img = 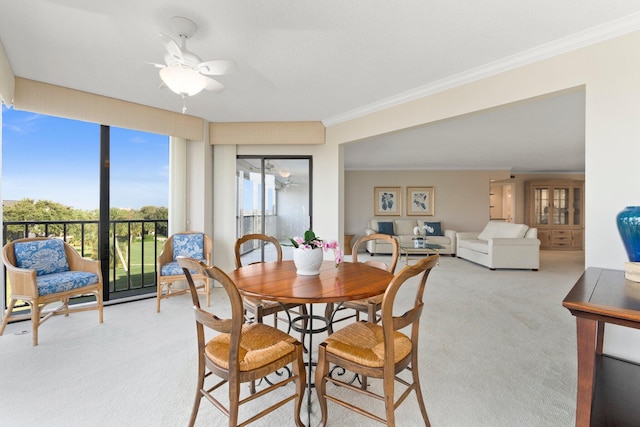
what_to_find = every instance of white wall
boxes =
[0,39,15,106]
[582,34,640,361]
[185,127,213,235]
[345,170,510,238]
[212,145,238,271]
[0,107,3,312]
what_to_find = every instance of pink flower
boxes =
[334,248,344,267]
[321,240,342,267]
[324,240,339,250]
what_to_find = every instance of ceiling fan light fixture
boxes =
[279,170,291,178]
[159,65,207,96]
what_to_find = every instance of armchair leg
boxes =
[156,282,163,313]
[98,291,104,323]
[205,278,211,307]
[30,302,40,346]
[0,298,16,336]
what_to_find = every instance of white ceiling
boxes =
[2,1,640,173]
[345,88,586,172]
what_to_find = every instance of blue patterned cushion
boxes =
[378,222,395,236]
[161,260,205,277]
[36,271,99,296]
[172,234,204,260]
[14,239,69,276]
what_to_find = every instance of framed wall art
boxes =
[374,187,402,216]
[407,186,434,216]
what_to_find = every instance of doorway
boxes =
[490,182,514,222]
[236,156,312,263]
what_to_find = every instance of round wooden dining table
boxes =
[228,259,394,304]
[228,259,394,426]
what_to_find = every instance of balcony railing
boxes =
[2,219,169,304]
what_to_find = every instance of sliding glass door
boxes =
[236,156,312,263]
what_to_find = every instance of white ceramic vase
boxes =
[293,247,323,275]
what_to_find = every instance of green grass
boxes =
[110,237,165,293]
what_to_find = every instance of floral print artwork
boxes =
[381,192,395,211]
[374,187,401,216]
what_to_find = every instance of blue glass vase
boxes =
[616,206,640,262]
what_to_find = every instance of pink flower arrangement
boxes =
[289,230,343,267]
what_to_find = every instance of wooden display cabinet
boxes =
[525,179,584,250]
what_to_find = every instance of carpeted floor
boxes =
[0,250,585,426]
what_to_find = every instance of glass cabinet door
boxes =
[533,187,549,225]
[553,187,570,225]
[573,187,582,226]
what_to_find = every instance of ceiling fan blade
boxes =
[143,61,165,69]
[198,60,238,75]
[204,76,225,93]
[158,32,183,63]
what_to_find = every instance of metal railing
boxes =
[3,219,169,303]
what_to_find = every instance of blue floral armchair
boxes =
[0,237,103,346]
[156,231,212,312]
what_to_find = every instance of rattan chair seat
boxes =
[324,321,412,368]
[205,322,298,371]
[242,296,284,311]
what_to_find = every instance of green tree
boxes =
[3,198,93,239]
[3,199,168,261]
[4,198,77,222]
[140,205,168,236]
[140,205,168,219]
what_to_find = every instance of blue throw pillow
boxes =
[423,222,443,236]
[378,221,395,236]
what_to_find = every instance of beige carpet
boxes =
[0,250,585,426]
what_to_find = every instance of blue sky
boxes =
[2,105,169,210]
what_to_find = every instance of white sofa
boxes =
[364,218,457,255]
[456,221,540,270]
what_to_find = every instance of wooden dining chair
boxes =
[156,231,212,312]
[177,257,306,427]
[325,233,399,333]
[315,254,439,427]
[234,234,307,330]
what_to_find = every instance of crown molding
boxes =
[323,12,640,127]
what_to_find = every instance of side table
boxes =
[344,234,355,255]
[562,267,640,426]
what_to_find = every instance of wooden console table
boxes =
[344,234,355,255]
[563,267,640,426]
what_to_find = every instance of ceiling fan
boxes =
[265,161,294,179]
[153,16,238,112]
[279,178,300,192]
